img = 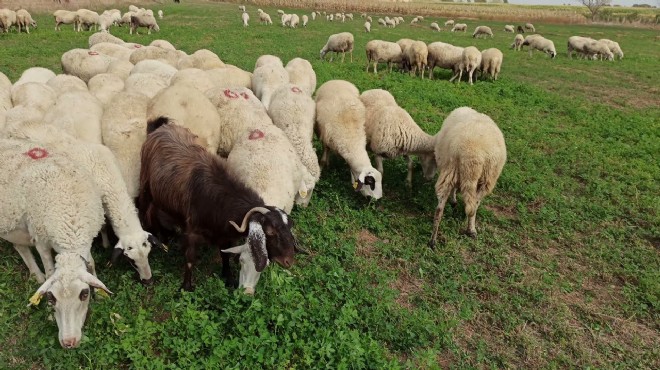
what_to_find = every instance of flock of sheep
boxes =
[0,2,627,351]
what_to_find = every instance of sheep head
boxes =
[353,168,383,200]
[110,232,164,285]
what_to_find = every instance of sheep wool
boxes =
[284,58,316,96]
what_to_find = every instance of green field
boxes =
[0,1,658,368]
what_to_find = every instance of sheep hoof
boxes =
[463,229,477,238]
[181,282,195,292]
[428,239,436,249]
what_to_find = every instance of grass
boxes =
[1,1,659,368]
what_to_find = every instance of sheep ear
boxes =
[222,244,248,254]
[298,180,308,199]
[147,233,167,252]
[110,241,124,266]
[28,274,58,306]
[247,221,269,272]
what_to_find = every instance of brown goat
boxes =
[138,117,299,291]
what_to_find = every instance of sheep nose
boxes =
[61,337,79,349]
[141,277,154,286]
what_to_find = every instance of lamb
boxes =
[451,23,467,32]
[268,83,320,205]
[450,46,482,85]
[252,63,289,109]
[425,42,463,81]
[158,10,163,19]
[138,118,299,291]
[16,9,37,34]
[473,25,493,38]
[525,23,535,32]
[364,21,371,33]
[75,9,99,32]
[242,11,249,27]
[320,32,354,63]
[61,49,117,83]
[42,91,104,144]
[147,84,222,153]
[361,94,436,188]
[599,38,623,60]
[365,40,403,74]
[583,40,614,61]
[479,48,503,81]
[428,107,506,247]
[430,22,440,32]
[511,34,525,51]
[53,10,76,31]
[88,73,124,107]
[130,13,160,34]
[178,49,225,70]
[285,58,316,96]
[523,35,557,58]
[444,19,454,27]
[406,41,428,78]
[302,14,309,27]
[315,80,383,199]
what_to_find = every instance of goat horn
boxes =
[229,207,271,233]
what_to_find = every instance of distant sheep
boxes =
[523,35,557,58]
[504,25,514,33]
[473,26,493,39]
[444,19,454,27]
[599,39,623,60]
[365,40,403,74]
[525,23,535,32]
[451,23,467,32]
[242,12,249,27]
[364,21,371,33]
[430,22,440,32]
[479,48,503,81]
[450,46,481,85]
[511,34,524,51]
[320,32,354,63]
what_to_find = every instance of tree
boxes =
[578,0,612,19]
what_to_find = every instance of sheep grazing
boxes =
[525,23,535,32]
[252,63,290,109]
[158,10,163,19]
[451,23,467,32]
[75,9,99,32]
[320,32,354,63]
[444,19,454,27]
[567,36,594,59]
[302,14,309,27]
[281,13,292,27]
[53,10,76,31]
[0,9,17,33]
[290,14,300,28]
[517,25,525,33]
[479,48,503,81]
[130,13,160,34]
[428,107,506,248]
[285,57,316,96]
[138,118,300,291]
[365,40,403,74]
[406,41,429,79]
[242,11,250,27]
[377,18,385,26]
[511,34,525,51]
[524,35,557,58]
[583,40,614,61]
[450,46,482,85]
[277,9,285,16]
[255,54,283,69]
[364,21,371,33]
[396,38,415,71]
[599,39,623,60]
[430,22,440,31]
[311,12,316,21]
[473,25,493,39]
[367,15,372,23]
[315,80,383,199]
[16,9,37,34]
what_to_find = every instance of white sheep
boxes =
[504,25,515,33]
[525,23,535,32]
[87,73,124,107]
[288,14,299,28]
[430,22,440,32]
[130,12,160,34]
[61,49,117,83]
[281,13,292,27]
[511,34,525,51]
[14,67,57,86]
[367,15,372,23]
[123,73,169,99]
[88,32,125,47]
[11,82,56,115]
[53,10,76,31]
[311,12,316,21]
[479,48,503,81]
[178,49,225,70]
[365,40,403,74]
[599,38,623,60]
[444,19,454,27]
[429,107,506,247]
[16,9,37,34]
[259,12,273,25]
[567,36,594,59]
[252,63,289,109]
[255,55,283,69]
[361,91,436,188]
[170,68,216,93]
[473,25,493,39]
[75,9,99,32]
[320,32,354,63]
[106,59,134,80]
[406,41,428,79]
[385,18,396,28]
[158,10,163,19]
[90,42,133,61]
[131,59,178,84]
[242,11,250,27]
[205,66,253,90]
[583,40,614,61]
[451,23,467,32]
[427,42,465,80]
[359,89,398,124]
[315,80,383,199]
[450,46,482,85]
[42,91,104,144]
[285,58,316,96]
[302,14,308,27]
[524,35,557,58]
[0,9,17,33]
[238,5,246,12]
[364,21,371,33]
[129,45,179,67]
[147,84,222,154]
[377,18,385,26]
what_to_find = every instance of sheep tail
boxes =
[147,116,171,134]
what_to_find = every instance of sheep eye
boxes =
[79,289,89,301]
[46,291,57,305]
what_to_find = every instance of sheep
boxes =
[302,14,309,27]
[320,32,354,63]
[315,80,383,199]
[346,13,354,21]
[120,11,135,26]
[241,11,250,27]
[123,73,169,99]
[252,63,289,109]
[406,41,428,79]
[53,10,76,31]
[42,91,104,144]
[599,39,623,60]
[158,10,163,19]
[131,60,178,84]
[130,13,160,34]
[525,23,535,32]
[129,46,180,67]
[479,48,503,81]
[255,55,283,69]
[88,32,125,47]
[178,49,225,70]
[359,89,398,122]
[451,23,467,32]
[129,5,139,13]
[367,16,372,23]
[364,21,371,33]
[138,118,299,291]
[517,25,525,33]
[268,83,320,204]
[106,60,134,80]
[511,34,525,51]
[567,36,594,59]
[98,13,116,33]
[311,12,317,21]
[524,35,557,58]
[87,73,124,107]
[281,13,292,27]
[428,107,506,247]
[170,68,216,93]
[205,66,253,90]
[0,9,17,33]
[473,25,493,39]
[239,5,246,12]
[504,25,514,33]
[386,18,396,28]
[444,19,454,27]
[450,46,482,85]
[430,22,440,32]
[61,49,117,83]
[277,9,285,16]
[14,67,56,86]
[583,40,614,61]
[378,18,385,26]
[147,84,222,154]
[16,9,37,34]
[285,58,316,96]
[75,9,99,32]
[290,14,300,28]
[10,82,56,115]
[361,93,436,188]
[365,40,403,74]
[259,11,272,25]
[91,42,133,61]
[410,17,419,24]
[100,92,148,198]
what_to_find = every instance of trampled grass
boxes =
[0,1,658,368]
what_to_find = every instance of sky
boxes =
[508,0,656,6]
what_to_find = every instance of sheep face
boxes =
[111,232,163,284]
[29,255,112,349]
[353,169,383,199]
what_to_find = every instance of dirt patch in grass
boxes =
[356,229,379,258]
[389,267,424,310]
[485,204,518,220]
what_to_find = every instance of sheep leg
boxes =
[429,181,452,249]
[406,155,414,188]
[468,68,474,85]
[375,155,384,175]
[100,224,110,248]
[462,187,480,238]
[13,244,46,283]
[35,241,55,278]
[320,144,330,168]
[449,188,458,208]
[341,51,345,63]
[365,59,370,72]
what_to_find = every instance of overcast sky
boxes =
[508,0,656,6]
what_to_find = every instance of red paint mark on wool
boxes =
[240,92,250,100]
[224,89,239,99]
[133,44,142,48]
[248,129,265,140]
[24,148,49,160]
[88,51,99,56]
[291,86,302,93]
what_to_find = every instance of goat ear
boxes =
[247,221,269,273]
[221,244,248,254]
